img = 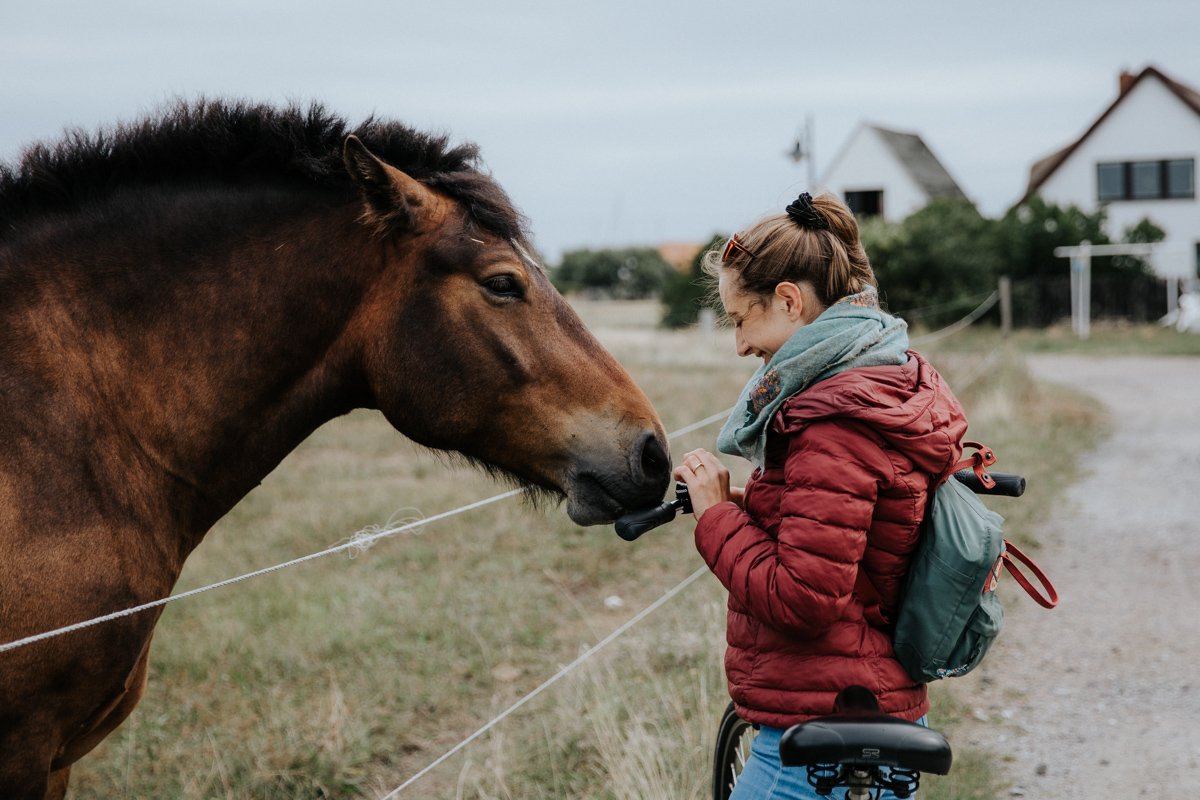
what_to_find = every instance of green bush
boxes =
[660,234,725,329]
[863,199,1001,321]
[994,195,1111,281]
[552,247,675,299]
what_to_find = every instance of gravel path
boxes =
[954,354,1200,799]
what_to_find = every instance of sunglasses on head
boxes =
[722,233,757,263]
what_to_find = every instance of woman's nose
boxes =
[734,330,751,357]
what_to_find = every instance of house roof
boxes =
[1021,65,1200,203]
[656,241,704,272]
[869,125,968,202]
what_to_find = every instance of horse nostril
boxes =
[637,431,670,485]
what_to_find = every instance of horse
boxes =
[0,100,671,799]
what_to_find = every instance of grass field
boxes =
[937,319,1200,356]
[67,300,1109,799]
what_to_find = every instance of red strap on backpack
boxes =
[998,541,1059,609]
[944,441,1059,610]
[943,440,997,489]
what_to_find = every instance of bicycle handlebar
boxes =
[615,472,1025,541]
[953,469,1025,497]
[614,482,692,541]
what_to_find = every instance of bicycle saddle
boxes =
[779,687,952,775]
[779,715,952,775]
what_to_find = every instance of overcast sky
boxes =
[3,1,1198,260]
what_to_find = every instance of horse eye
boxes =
[483,275,523,299]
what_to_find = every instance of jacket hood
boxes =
[772,351,967,476]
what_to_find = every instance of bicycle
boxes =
[615,469,1026,799]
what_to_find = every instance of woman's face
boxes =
[718,270,809,364]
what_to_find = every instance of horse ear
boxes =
[343,135,440,231]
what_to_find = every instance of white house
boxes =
[1022,65,1200,286]
[820,123,967,222]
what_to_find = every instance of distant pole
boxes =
[786,115,816,189]
[999,276,1012,337]
[805,114,816,189]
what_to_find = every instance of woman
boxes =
[676,192,968,799]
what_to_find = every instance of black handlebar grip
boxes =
[954,470,1026,497]
[614,482,692,541]
[614,500,681,541]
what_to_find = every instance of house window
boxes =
[1097,159,1195,201]
[1130,161,1162,199]
[845,190,883,218]
[1167,159,1195,198]
[1097,163,1125,201]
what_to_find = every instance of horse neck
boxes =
[28,192,382,550]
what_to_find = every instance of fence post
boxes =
[1069,241,1092,340]
[998,276,1012,337]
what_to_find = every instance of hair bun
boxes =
[785,192,829,231]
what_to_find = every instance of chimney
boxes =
[1119,69,1137,94]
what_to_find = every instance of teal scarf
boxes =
[716,286,909,466]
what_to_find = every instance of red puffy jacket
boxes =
[695,351,967,727]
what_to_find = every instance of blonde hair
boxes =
[703,192,876,309]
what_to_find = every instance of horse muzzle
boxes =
[563,429,671,526]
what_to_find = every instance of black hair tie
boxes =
[785,192,828,231]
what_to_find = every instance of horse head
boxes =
[342,136,670,524]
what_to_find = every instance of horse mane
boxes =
[0,99,527,241]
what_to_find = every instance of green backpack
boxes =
[893,442,1058,683]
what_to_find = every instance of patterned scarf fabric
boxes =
[716,286,909,466]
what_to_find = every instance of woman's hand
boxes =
[673,449,732,519]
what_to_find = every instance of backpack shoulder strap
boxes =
[940,440,997,490]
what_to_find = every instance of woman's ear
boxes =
[774,281,807,321]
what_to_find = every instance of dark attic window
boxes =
[844,190,883,218]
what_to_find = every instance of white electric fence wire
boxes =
[0,416,730,655]
[668,407,734,438]
[910,291,1000,345]
[0,491,522,655]
[376,565,709,800]
[897,289,997,321]
[954,345,1007,392]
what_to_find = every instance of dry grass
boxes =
[66,300,1105,799]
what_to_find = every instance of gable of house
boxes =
[821,123,966,221]
[1023,66,1200,202]
[1021,65,1200,280]
[872,127,968,203]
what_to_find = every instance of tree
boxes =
[994,195,1111,280]
[1112,217,1166,275]
[862,199,1000,322]
[552,247,674,299]
[660,234,724,328]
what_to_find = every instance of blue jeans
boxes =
[728,718,928,800]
